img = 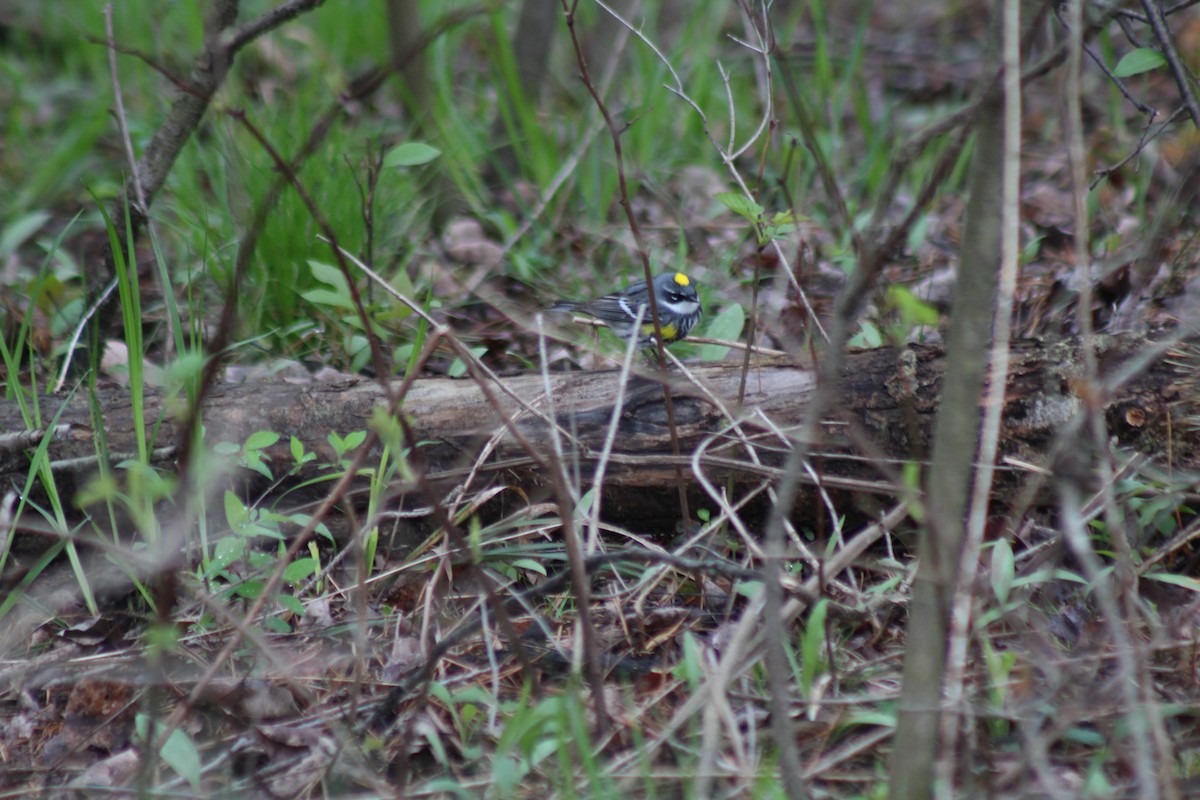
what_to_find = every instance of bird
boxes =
[549,272,702,349]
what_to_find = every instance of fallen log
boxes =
[1,334,1195,532]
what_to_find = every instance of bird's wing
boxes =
[579,294,644,323]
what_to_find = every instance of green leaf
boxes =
[849,321,883,349]
[245,430,280,450]
[886,285,940,326]
[277,593,306,616]
[384,142,442,167]
[0,209,52,257]
[694,303,745,361]
[301,288,356,311]
[233,578,265,599]
[801,599,828,695]
[223,490,248,531]
[136,715,201,790]
[159,727,202,789]
[448,347,487,378]
[764,221,796,242]
[734,579,762,597]
[714,191,762,222]
[673,631,704,688]
[263,616,291,633]
[845,710,898,728]
[206,536,244,575]
[241,451,274,480]
[1142,572,1200,593]
[163,351,206,388]
[1113,47,1166,77]
[75,472,119,507]
[283,557,318,585]
[145,621,180,652]
[428,680,453,706]
[239,522,275,542]
[990,539,1015,605]
[508,558,547,576]
[307,260,350,291]
[491,755,528,796]
[1063,726,1107,746]
[906,213,929,252]
[576,487,596,518]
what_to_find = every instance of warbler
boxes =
[550,272,702,348]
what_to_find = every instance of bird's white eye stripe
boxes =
[662,299,700,314]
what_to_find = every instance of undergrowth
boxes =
[1,2,1199,798]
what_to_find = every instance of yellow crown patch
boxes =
[673,273,690,286]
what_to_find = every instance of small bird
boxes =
[549,272,702,348]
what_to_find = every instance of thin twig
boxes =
[53,278,117,393]
[1069,1,1161,796]
[595,0,829,343]
[1141,0,1200,126]
[1115,0,1200,24]
[561,0,692,525]
[560,313,789,356]
[125,3,490,473]
[154,332,443,754]
[490,5,628,267]
[225,0,328,54]
[229,110,394,387]
[396,414,541,693]
[103,4,147,215]
[355,248,614,731]
[1091,106,1185,188]
[607,502,910,788]
[571,307,646,552]
[1052,3,1157,117]
[940,0,1023,789]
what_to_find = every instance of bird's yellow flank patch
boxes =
[673,273,690,286]
[642,322,679,340]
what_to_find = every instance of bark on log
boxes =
[1,334,1195,530]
